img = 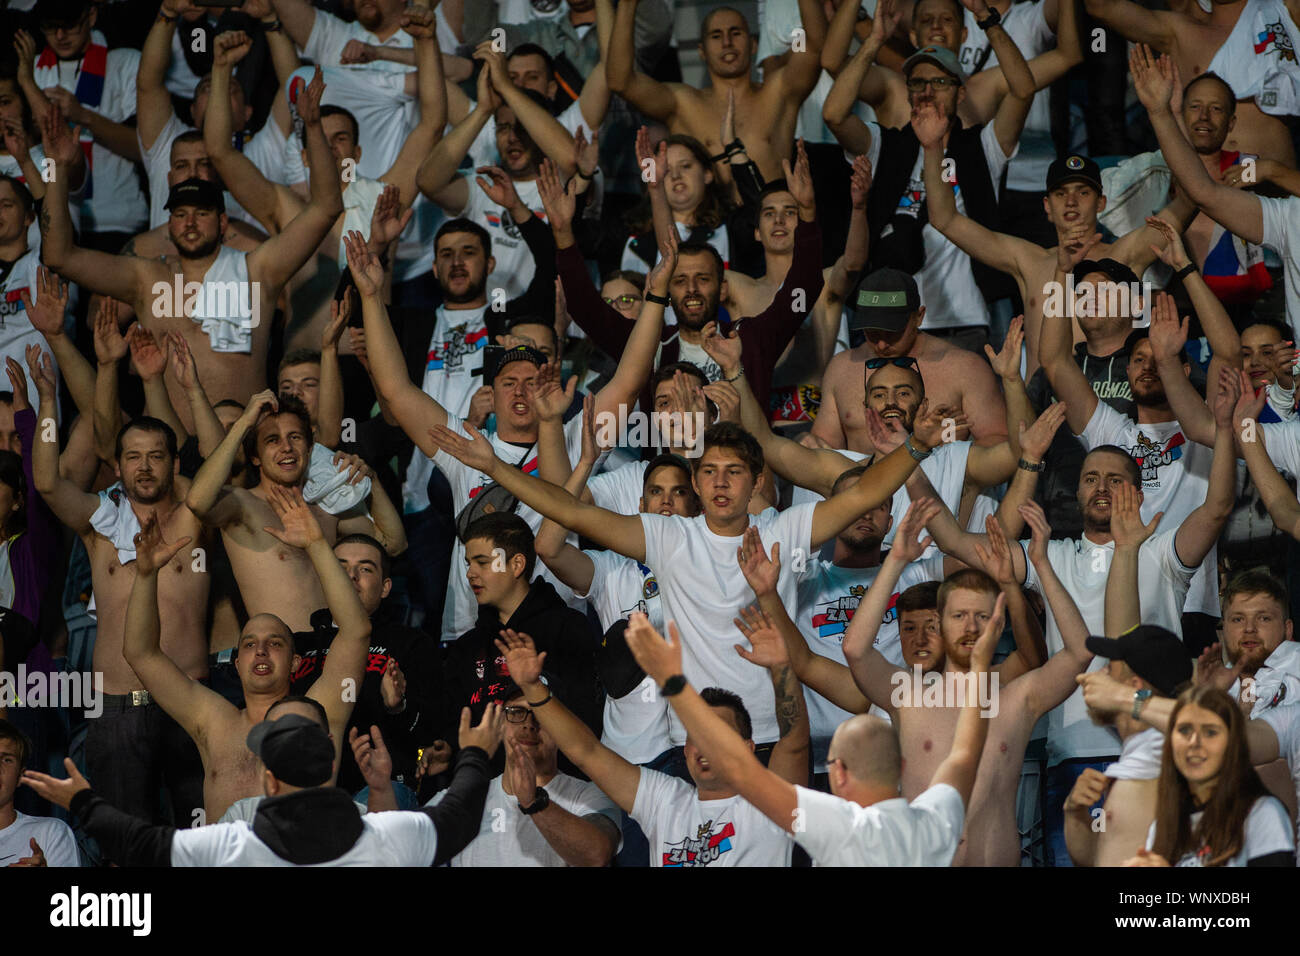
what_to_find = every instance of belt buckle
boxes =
[130,689,152,707]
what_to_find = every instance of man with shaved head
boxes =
[121,485,370,822]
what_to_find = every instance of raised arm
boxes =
[378,8,446,204]
[137,0,188,151]
[22,266,94,424]
[478,43,576,178]
[821,13,883,156]
[185,390,278,527]
[605,0,678,122]
[973,514,1045,671]
[1171,369,1238,568]
[626,614,802,834]
[734,601,811,786]
[1241,398,1300,540]
[1131,45,1263,244]
[1103,482,1163,636]
[267,487,371,745]
[497,631,642,814]
[1147,214,1241,361]
[1148,291,1216,447]
[90,303,129,463]
[593,236,672,421]
[124,515,233,741]
[415,64,494,210]
[534,405,600,595]
[246,69,344,291]
[968,0,1035,156]
[269,0,320,51]
[163,332,224,458]
[25,345,98,531]
[1039,239,1103,434]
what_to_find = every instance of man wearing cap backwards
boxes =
[346,231,667,643]
[1065,625,1191,867]
[811,266,1008,455]
[118,485,375,822]
[38,67,343,411]
[21,708,507,866]
[822,4,1035,353]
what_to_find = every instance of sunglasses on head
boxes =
[865,357,920,372]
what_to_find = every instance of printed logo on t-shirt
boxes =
[1255,22,1296,61]
[638,562,658,600]
[662,820,736,866]
[810,587,899,643]
[468,454,538,500]
[1128,430,1185,486]
[428,324,488,372]
[896,182,925,217]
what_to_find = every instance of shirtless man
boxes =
[917,105,1191,378]
[185,389,405,633]
[121,489,369,821]
[822,0,1080,133]
[204,19,440,351]
[1064,628,1190,867]
[843,499,1092,865]
[38,67,342,413]
[29,348,210,827]
[812,268,1008,452]
[1086,0,1300,164]
[606,0,826,185]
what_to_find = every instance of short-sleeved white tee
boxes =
[1259,196,1300,341]
[1021,530,1196,765]
[1259,703,1300,860]
[794,782,964,866]
[445,773,622,866]
[588,459,649,516]
[170,810,439,865]
[1079,401,1220,616]
[861,122,1014,331]
[579,547,672,764]
[641,504,816,745]
[452,176,545,301]
[0,810,80,866]
[1144,795,1294,866]
[432,411,587,642]
[632,767,792,866]
[795,555,943,771]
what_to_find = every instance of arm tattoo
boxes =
[38,204,51,236]
[772,665,801,739]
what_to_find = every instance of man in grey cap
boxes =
[21,706,507,866]
[812,266,1008,456]
[1065,625,1191,866]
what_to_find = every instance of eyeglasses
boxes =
[865,357,920,372]
[906,76,960,91]
[503,705,534,724]
[603,293,643,308]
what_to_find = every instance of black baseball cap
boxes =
[484,344,548,385]
[848,268,921,332]
[37,0,91,27]
[1046,154,1103,193]
[1070,257,1140,287]
[245,713,334,787]
[165,177,225,213]
[1085,625,1192,697]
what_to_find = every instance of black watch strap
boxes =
[977,7,1002,30]
[645,291,671,306]
[519,786,550,815]
[661,674,687,697]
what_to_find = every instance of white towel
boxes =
[89,482,142,565]
[185,245,256,354]
[1205,0,1300,117]
[1105,726,1164,781]
[302,443,372,515]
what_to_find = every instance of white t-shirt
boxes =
[1079,402,1220,616]
[1261,419,1300,487]
[632,767,792,866]
[641,504,816,745]
[140,113,287,230]
[959,1,1056,191]
[33,38,147,233]
[469,99,589,170]
[1021,530,1196,765]
[794,782,964,866]
[1259,702,1300,860]
[170,808,439,865]
[495,0,568,25]
[403,304,492,514]
[0,810,79,866]
[1144,795,1294,866]
[432,411,587,642]
[444,773,621,866]
[1259,196,1300,341]
[452,175,545,301]
[861,121,1014,331]
[795,555,944,772]
[579,547,672,765]
[0,245,61,409]
[588,459,649,516]
[217,794,368,823]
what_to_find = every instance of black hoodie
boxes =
[444,577,603,736]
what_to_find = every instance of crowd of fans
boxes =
[1,0,1300,868]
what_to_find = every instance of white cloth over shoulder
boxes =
[1104,727,1163,781]
[89,482,141,565]
[1205,0,1300,117]
[302,443,372,515]
[183,245,256,353]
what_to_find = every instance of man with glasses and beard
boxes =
[435,683,621,867]
[31,342,211,828]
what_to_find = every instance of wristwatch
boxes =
[645,291,671,306]
[661,675,687,697]
[905,435,932,461]
[1131,688,1153,719]
[1018,458,1045,473]
[976,7,1002,30]
[519,786,550,815]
